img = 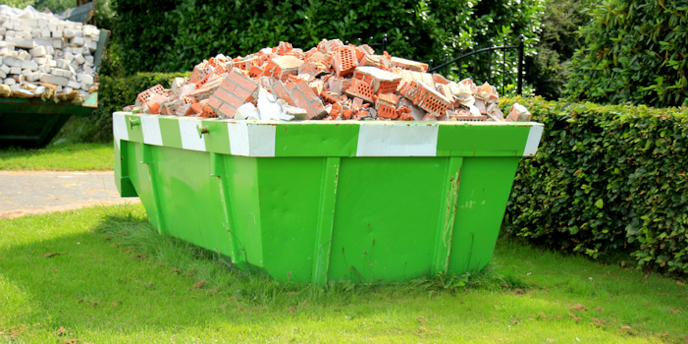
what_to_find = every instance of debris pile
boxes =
[0,5,101,102]
[129,40,531,122]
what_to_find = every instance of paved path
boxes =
[0,171,139,219]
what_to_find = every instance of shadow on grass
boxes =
[0,207,521,336]
[2,206,687,343]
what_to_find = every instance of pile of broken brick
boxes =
[129,39,532,122]
[0,5,101,103]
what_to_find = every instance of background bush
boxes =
[112,0,543,88]
[504,97,688,274]
[565,0,688,107]
[56,72,184,143]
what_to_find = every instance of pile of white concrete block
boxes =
[0,5,101,101]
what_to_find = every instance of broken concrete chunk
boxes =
[506,103,531,122]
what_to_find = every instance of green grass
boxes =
[1,205,687,343]
[0,143,114,171]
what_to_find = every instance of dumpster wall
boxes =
[114,112,543,283]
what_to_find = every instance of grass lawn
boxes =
[0,143,114,171]
[1,204,686,343]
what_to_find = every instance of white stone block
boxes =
[9,67,21,74]
[39,65,51,73]
[48,60,56,67]
[63,28,75,39]
[21,69,31,77]
[78,73,93,85]
[34,37,51,47]
[46,45,55,55]
[11,38,35,49]
[21,18,37,27]
[74,53,85,65]
[37,19,48,28]
[40,74,68,86]
[21,60,37,71]
[30,28,40,37]
[52,39,62,49]
[62,86,74,94]
[0,70,5,79]
[0,47,8,55]
[0,27,6,35]
[55,85,62,93]
[4,78,16,85]
[63,52,74,62]
[12,23,23,31]
[56,59,69,69]
[52,30,62,38]
[0,65,9,74]
[18,50,30,60]
[27,71,40,82]
[40,28,50,38]
[10,84,21,92]
[4,56,23,68]
[67,80,80,89]
[34,57,47,65]
[70,36,84,46]
[29,46,46,57]
[86,41,97,53]
[84,56,94,64]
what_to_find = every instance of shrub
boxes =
[565,0,688,107]
[504,97,688,274]
[112,0,544,87]
[69,72,185,142]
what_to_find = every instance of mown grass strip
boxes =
[0,143,114,171]
[0,204,686,343]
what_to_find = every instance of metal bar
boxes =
[429,59,434,70]
[503,37,507,95]
[357,38,362,46]
[140,144,168,235]
[517,35,524,96]
[487,39,493,84]
[473,47,478,78]
[458,48,463,81]
[382,33,388,52]
[427,45,519,73]
[312,157,341,284]
[444,53,449,76]
[210,152,242,268]
[431,157,463,275]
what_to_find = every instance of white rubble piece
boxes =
[0,4,103,101]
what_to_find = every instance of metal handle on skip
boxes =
[129,118,141,129]
[197,124,209,138]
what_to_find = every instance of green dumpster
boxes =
[114,112,543,284]
[0,29,109,149]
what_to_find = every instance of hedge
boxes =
[112,0,544,87]
[504,97,688,274]
[76,72,185,142]
[566,0,688,107]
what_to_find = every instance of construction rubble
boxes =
[0,5,100,102]
[130,40,531,122]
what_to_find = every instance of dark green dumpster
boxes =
[0,29,109,149]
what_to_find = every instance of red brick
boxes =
[219,104,236,118]
[220,79,237,93]
[208,96,223,111]
[270,82,296,107]
[227,69,259,93]
[232,86,256,103]
[333,46,357,77]
[213,88,236,105]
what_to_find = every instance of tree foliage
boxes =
[565,0,688,107]
[505,97,688,274]
[111,0,544,84]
